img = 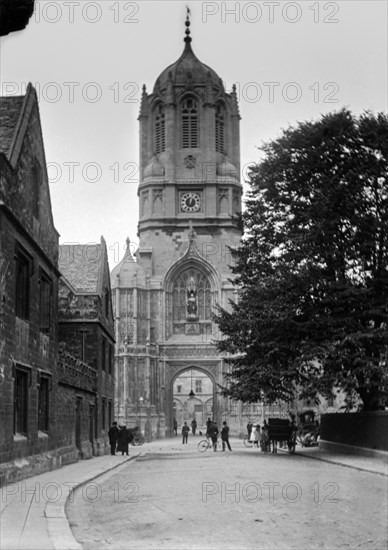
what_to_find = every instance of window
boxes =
[102,398,106,430]
[32,159,42,218]
[39,270,51,333]
[38,375,49,432]
[215,104,225,153]
[172,270,211,322]
[108,400,112,427]
[15,246,31,321]
[181,97,198,148]
[177,385,182,393]
[104,288,110,317]
[195,379,202,393]
[101,338,106,371]
[154,104,165,155]
[108,344,113,375]
[14,368,29,435]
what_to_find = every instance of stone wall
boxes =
[320,412,388,454]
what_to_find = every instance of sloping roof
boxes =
[59,243,103,294]
[0,96,24,157]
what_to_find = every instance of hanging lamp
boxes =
[189,369,195,398]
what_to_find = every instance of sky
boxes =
[1,0,387,270]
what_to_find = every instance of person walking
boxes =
[221,421,232,451]
[182,422,190,444]
[117,425,130,456]
[191,418,197,435]
[108,421,119,455]
[173,418,178,436]
[250,424,259,447]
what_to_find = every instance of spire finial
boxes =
[126,237,130,249]
[184,6,192,44]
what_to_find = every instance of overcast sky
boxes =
[1,0,387,269]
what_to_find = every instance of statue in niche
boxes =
[186,276,198,319]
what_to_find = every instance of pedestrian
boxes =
[173,418,178,436]
[117,424,130,456]
[182,422,190,444]
[221,421,232,451]
[208,421,219,451]
[108,421,119,455]
[206,417,212,437]
[247,420,253,439]
[191,418,197,435]
[250,424,259,447]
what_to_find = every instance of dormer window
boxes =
[215,104,225,154]
[181,97,198,148]
[154,104,165,155]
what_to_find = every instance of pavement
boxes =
[0,438,387,550]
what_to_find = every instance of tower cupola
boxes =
[137,10,242,241]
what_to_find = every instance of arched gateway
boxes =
[111,13,244,438]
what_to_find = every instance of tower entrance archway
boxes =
[165,363,223,437]
[172,368,213,432]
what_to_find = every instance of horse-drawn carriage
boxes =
[264,418,297,454]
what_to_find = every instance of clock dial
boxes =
[180,192,201,213]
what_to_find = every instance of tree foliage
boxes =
[214,109,388,411]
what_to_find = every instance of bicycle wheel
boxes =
[197,439,209,452]
[243,435,253,447]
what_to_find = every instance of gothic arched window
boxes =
[215,104,225,154]
[172,270,211,321]
[154,104,165,155]
[181,97,198,149]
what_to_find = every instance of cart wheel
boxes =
[197,439,209,453]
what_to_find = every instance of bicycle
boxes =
[131,432,144,446]
[197,437,219,452]
[128,427,145,446]
[243,434,253,447]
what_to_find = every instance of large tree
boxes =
[215,109,388,411]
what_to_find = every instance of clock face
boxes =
[180,192,201,213]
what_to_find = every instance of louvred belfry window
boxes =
[154,104,165,155]
[181,97,198,148]
[215,104,225,153]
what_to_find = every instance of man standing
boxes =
[108,421,119,455]
[221,421,232,451]
[182,422,190,444]
[247,420,253,439]
[208,422,219,451]
[191,418,197,435]
[206,417,212,437]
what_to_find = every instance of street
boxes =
[67,438,387,549]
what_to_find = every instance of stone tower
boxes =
[111,13,244,438]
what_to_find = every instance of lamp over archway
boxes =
[189,369,195,398]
